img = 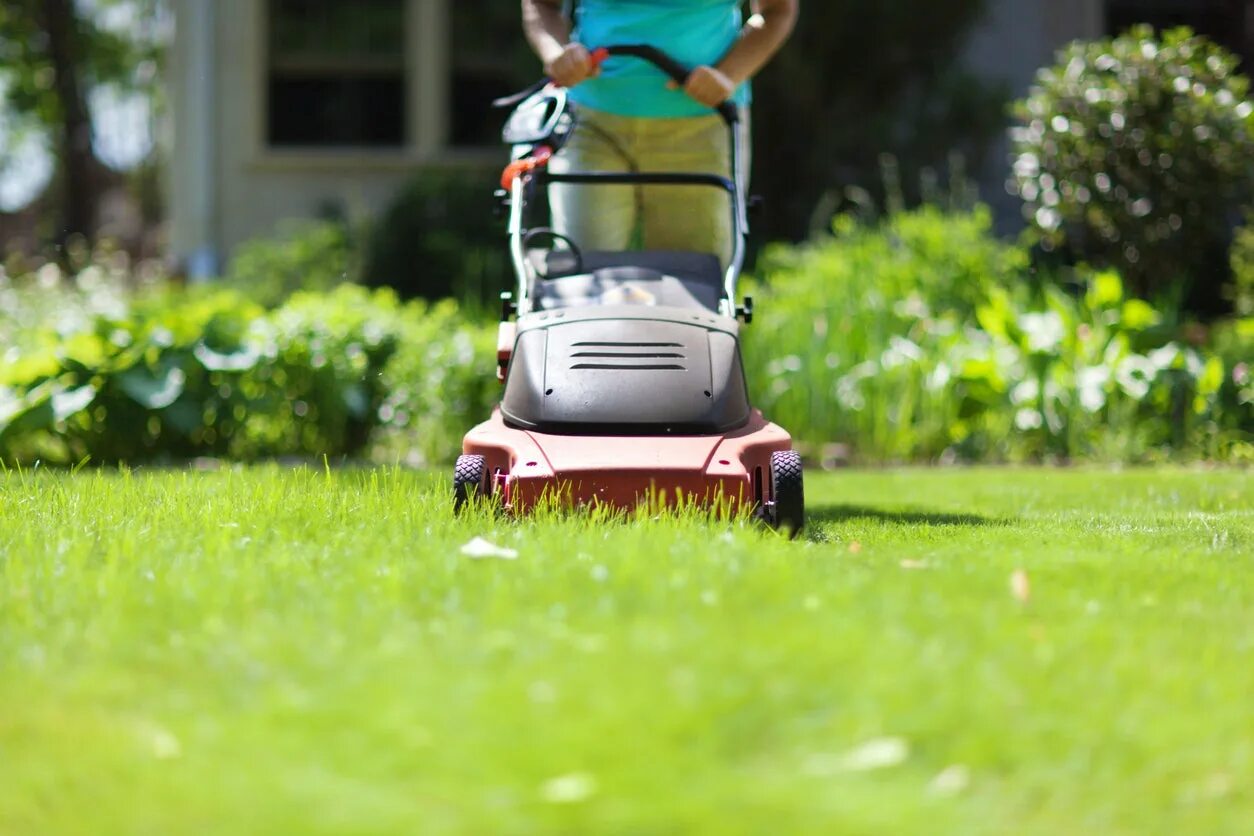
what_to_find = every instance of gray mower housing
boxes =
[500,248,752,435]
[501,305,750,435]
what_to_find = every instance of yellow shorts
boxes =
[547,105,750,267]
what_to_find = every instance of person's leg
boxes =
[636,112,738,263]
[548,107,637,253]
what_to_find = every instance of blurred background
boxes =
[1,0,1252,467]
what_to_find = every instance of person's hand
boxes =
[669,65,737,108]
[545,42,599,88]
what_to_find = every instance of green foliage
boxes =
[1011,26,1254,317]
[4,207,1249,468]
[0,266,497,466]
[372,301,498,467]
[1232,213,1254,316]
[743,206,1250,463]
[0,0,166,238]
[0,0,160,129]
[362,167,507,306]
[224,219,357,307]
[1211,317,1254,437]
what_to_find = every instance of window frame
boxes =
[252,0,462,167]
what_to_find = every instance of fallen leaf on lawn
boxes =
[1180,772,1233,803]
[460,537,518,560]
[929,764,970,796]
[900,559,929,570]
[1011,568,1031,603]
[540,772,598,803]
[803,736,910,776]
[848,541,863,554]
[137,723,182,760]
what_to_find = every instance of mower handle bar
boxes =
[596,45,741,126]
[494,44,740,127]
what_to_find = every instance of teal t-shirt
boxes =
[569,0,750,118]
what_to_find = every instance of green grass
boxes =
[1,466,1250,835]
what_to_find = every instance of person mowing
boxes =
[521,0,798,266]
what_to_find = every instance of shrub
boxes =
[0,268,497,466]
[4,215,1246,468]
[969,273,1234,461]
[1209,316,1254,457]
[1,281,270,464]
[232,286,406,458]
[224,219,358,307]
[1011,26,1254,317]
[743,206,1246,463]
[742,205,1024,459]
[371,300,499,467]
[1232,213,1254,316]
[362,167,508,306]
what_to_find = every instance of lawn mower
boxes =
[454,45,804,532]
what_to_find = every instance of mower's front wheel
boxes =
[453,454,488,513]
[768,450,805,536]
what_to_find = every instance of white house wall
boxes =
[168,0,218,275]
[169,0,455,273]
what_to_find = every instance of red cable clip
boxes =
[498,49,605,190]
[499,145,554,190]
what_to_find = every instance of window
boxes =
[267,0,406,148]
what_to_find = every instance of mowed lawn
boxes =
[0,466,1250,835]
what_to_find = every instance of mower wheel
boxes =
[769,450,805,536]
[453,454,488,512]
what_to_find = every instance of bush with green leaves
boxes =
[223,220,359,308]
[1210,316,1254,431]
[743,206,1249,463]
[363,167,508,306]
[370,299,499,466]
[1011,26,1254,317]
[0,267,497,466]
[4,209,1249,468]
[1232,213,1254,316]
[743,205,1022,460]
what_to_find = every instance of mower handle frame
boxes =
[506,44,750,319]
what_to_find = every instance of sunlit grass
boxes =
[1,465,1250,834]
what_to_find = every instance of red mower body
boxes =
[463,407,792,513]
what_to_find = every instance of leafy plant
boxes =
[1232,212,1254,316]
[362,167,507,306]
[1011,26,1254,317]
[0,268,497,466]
[4,211,1248,468]
[743,206,1248,463]
[224,219,359,307]
[371,299,498,467]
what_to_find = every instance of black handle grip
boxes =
[603,44,740,126]
[495,44,741,126]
